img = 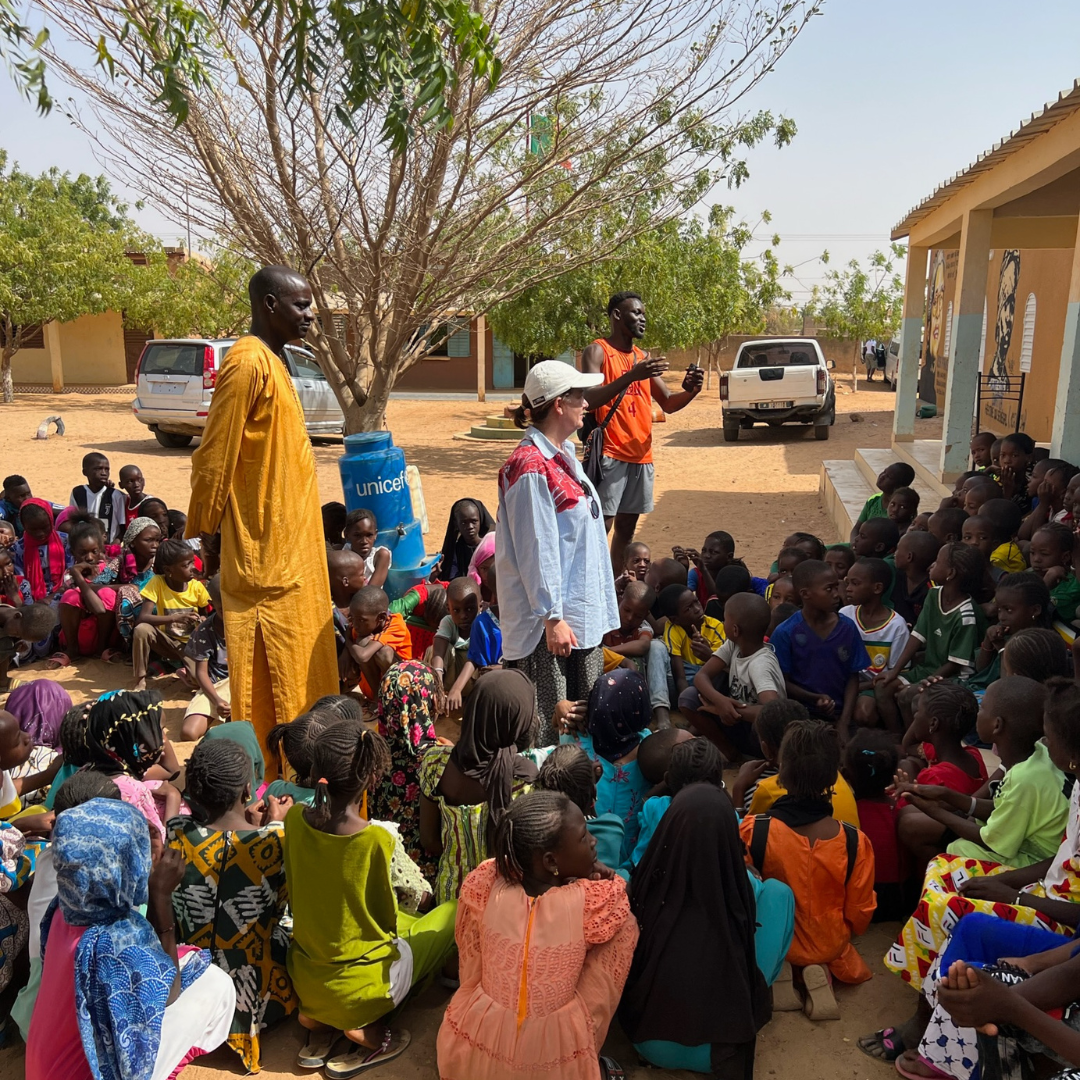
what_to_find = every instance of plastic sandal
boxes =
[599,1056,626,1080]
[857,1027,908,1063]
[802,964,840,1021]
[45,652,70,670]
[296,1029,344,1070]
[101,649,125,664]
[324,1029,411,1078]
[894,1051,951,1079]
[772,960,801,1011]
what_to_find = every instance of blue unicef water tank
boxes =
[338,431,438,599]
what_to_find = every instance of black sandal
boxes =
[857,1027,907,1063]
[599,1055,626,1079]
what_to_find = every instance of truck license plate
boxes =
[754,400,794,410]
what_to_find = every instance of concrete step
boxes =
[892,440,953,502]
[854,447,949,516]
[485,414,517,429]
[819,459,874,543]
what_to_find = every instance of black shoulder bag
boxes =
[581,384,629,488]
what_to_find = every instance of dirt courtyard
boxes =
[0,376,944,1080]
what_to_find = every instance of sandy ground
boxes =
[0,375,945,1080]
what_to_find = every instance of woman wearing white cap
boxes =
[495,360,620,744]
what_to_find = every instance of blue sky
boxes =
[2,0,1078,300]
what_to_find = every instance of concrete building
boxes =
[821,80,1080,539]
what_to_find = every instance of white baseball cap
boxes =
[523,360,603,408]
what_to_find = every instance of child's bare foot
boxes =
[132,676,147,692]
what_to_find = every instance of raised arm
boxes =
[581,344,667,410]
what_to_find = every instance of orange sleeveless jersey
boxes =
[592,339,653,465]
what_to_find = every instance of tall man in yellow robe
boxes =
[187,266,339,775]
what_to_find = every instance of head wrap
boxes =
[620,784,771,1049]
[19,498,66,601]
[467,530,497,589]
[5,678,72,749]
[42,798,209,1080]
[122,516,157,549]
[437,499,495,582]
[587,669,650,763]
[376,660,438,767]
[450,669,537,834]
[83,689,165,779]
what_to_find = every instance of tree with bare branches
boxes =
[37,0,818,430]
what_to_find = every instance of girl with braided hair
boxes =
[168,733,294,1072]
[264,710,330,805]
[284,718,458,1077]
[437,790,637,1080]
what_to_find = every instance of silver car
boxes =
[131,338,344,448]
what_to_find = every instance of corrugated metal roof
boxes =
[892,80,1080,240]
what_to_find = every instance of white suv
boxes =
[132,338,345,448]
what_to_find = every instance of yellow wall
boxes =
[10,311,127,387]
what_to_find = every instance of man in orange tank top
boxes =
[581,292,704,574]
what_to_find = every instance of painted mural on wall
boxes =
[920,249,957,406]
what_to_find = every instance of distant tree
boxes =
[488,206,788,373]
[38,0,817,429]
[812,245,906,356]
[0,153,149,401]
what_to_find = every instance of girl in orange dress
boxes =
[436,790,638,1080]
[740,719,877,1021]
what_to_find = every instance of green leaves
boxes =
[811,246,906,345]
[0,0,50,113]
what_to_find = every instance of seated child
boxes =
[118,464,152,521]
[767,601,798,638]
[909,512,932,533]
[561,669,652,863]
[852,516,900,562]
[824,545,855,591]
[658,584,725,698]
[850,462,915,542]
[878,541,986,691]
[327,547,369,644]
[929,508,968,548]
[1029,522,1080,622]
[445,565,503,709]
[436,791,638,1080]
[614,541,651,597]
[0,476,29,537]
[536,743,624,871]
[740,719,876,1018]
[769,560,870,729]
[345,584,412,700]
[265,710,330,805]
[285,720,456,1076]
[841,557,910,733]
[1004,626,1070,684]
[680,592,783,761]
[981,497,1027,574]
[894,680,987,867]
[343,508,390,588]
[680,530,734,605]
[388,580,448,660]
[767,574,797,608]
[742,699,861,827]
[961,476,1002,517]
[14,499,72,605]
[182,574,229,740]
[707,563,755,620]
[895,677,1068,871]
[887,486,920,536]
[601,580,672,729]
[0,604,57,690]
[132,539,211,692]
[643,557,687,632]
[56,520,119,661]
[431,576,481,712]
[967,572,1051,693]
[891,529,940,627]
[842,730,907,920]
[0,708,61,826]
[0,546,30,607]
[970,430,995,470]
[1019,458,1077,539]
[321,501,347,548]
[771,545,810,583]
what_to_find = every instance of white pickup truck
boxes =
[719,338,837,442]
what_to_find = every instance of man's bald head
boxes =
[248,265,308,307]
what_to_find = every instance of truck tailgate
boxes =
[729,365,819,406]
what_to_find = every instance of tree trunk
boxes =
[342,378,393,433]
[1,349,13,404]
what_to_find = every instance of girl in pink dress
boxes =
[437,790,638,1080]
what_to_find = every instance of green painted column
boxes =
[1051,235,1080,461]
[893,245,928,442]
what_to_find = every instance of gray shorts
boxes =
[598,458,654,516]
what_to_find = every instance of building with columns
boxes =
[821,80,1080,539]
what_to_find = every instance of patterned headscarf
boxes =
[377,660,438,767]
[42,798,209,1080]
[4,678,72,749]
[588,668,651,763]
[122,517,157,549]
[82,689,165,779]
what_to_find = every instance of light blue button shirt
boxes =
[496,427,619,660]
